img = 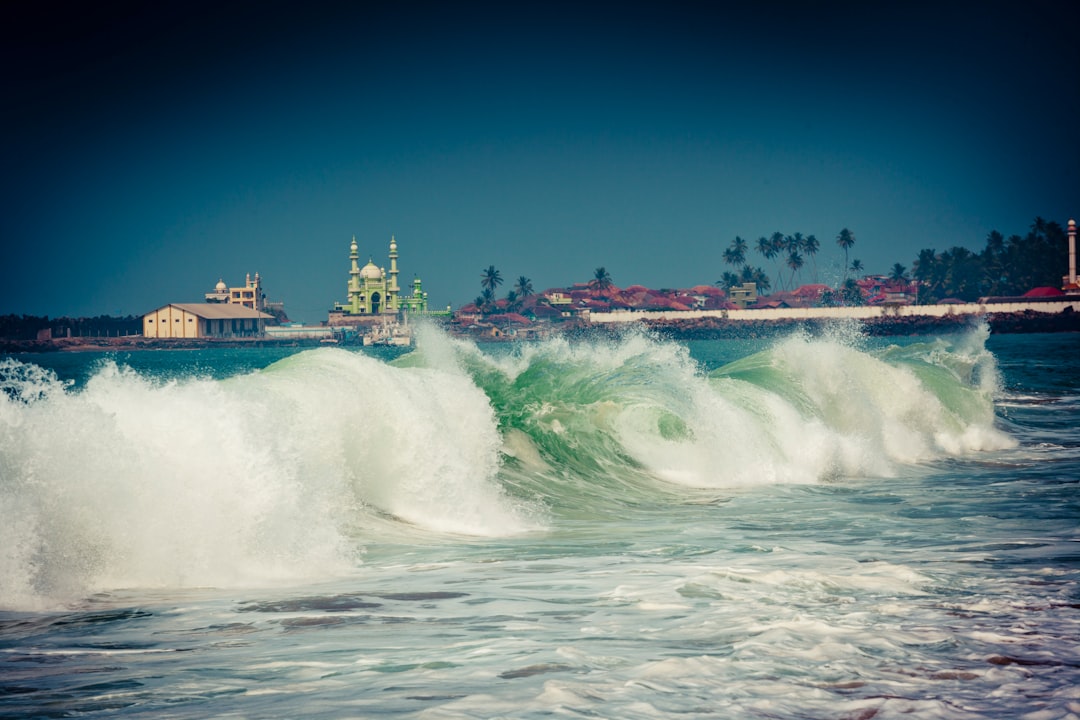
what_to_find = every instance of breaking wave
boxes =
[0,322,1013,608]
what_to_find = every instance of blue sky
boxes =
[3,1,1077,322]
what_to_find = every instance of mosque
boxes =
[329,236,430,323]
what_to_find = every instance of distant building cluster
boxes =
[136,217,1079,343]
[140,233,444,344]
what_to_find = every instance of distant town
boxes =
[3,218,1079,351]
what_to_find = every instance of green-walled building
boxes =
[332,236,429,317]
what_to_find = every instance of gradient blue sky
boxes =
[3,1,1077,322]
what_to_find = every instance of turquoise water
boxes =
[1,324,1077,718]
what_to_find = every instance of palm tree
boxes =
[837,228,856,278]
[716,271,741,292]
[505,289,519,311]
[727,236,748,267]
[481,265,503,293]
[801,234,819,281]
[475,287,495,314]
[889,263,909,285]
[756,235,775,262]
[748,266,771,293]
[841,277,863,305]
[514,275,533,299]
[591,266,614,297]
[849,258,864,277]
[739,265,772,293]
[786,251,804,289]
[770,232,787,289]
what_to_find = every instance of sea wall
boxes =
[588,299,1080,324]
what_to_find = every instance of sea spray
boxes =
[257,347,536,536]
[0,348,535,609]
[409,325,1016,500]
[0,325,1014,607]
[1,332,1076,719]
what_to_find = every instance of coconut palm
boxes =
[481,265,503,293]
[514,275,534,299]
[770,231,787,289]
[786,250,804,289]
[849,258,864,276]
[889,263,909,285]
[739,265,772,293]
[475,287,496,314]
[749,267,771,293]
[716,271,741,292]
[591,266,614,296]
[837,228,856,278]
[726,236,748,267]
[801,234,819,281]
[785,233,805,286]
[756,236,775,263]
[841,277,863,305]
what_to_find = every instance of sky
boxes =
[2,1,1078,323]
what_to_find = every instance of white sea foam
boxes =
[611,330,1015,488]
[0,349,534,609]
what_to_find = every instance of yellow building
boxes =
[143,303,273,339]
[205,272,266,311]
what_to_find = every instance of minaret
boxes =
[348,236,361,312]
[388,235,400,308]
[1068,219,1077,290]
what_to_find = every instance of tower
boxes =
[389,235,400,298]
[1068,219,1077,292]
[348,236,362,313]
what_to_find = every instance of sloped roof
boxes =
[1023,286,1065,297]
[792,284,832,297]
[488,313,532,325]
[155,303,274,320]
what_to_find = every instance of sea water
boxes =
[0,324,1077,719]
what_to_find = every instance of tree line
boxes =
[717,228,859,294]
[912,217,1069,302]
[718,218,1071,304]
[474,265,615,315]
[0,314,143,341]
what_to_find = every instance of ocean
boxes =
[1,324,1077,719]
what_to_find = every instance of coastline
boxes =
[2,308,1077,354]
[629,307,1080,341]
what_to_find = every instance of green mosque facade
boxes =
[334,236,430,316]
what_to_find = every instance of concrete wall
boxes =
[588,300,1080,324]
[265,325,334,339]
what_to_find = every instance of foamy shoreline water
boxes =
[1,328,1077,718]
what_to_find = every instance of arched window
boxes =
[371,292,381,314]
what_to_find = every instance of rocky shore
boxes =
[1,308,1077,354]
[629,307,1080,341]
[0,336,332,354]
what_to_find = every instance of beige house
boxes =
[143,303,273,339]
[205,272,266,311]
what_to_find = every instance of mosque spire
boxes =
[389,234,399,294]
